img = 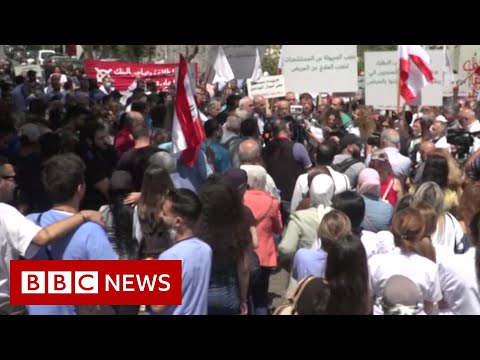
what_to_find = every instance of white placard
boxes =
[14,64,42,76]
[281,45,358,94]
[246,75,285,99]
[365,50,442,109]
[364,51,403,110]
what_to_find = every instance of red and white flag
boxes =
[171,54,205,168]
[399,45,434,102]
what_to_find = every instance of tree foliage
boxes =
[81,45,156,62]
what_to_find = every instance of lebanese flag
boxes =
[399,45,434,103]
[171,54,205,168]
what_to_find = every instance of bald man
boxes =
[238,96,254,117]
[238,138,280,199]
[460,109,480,152]
[276,100,290,119]
[285,92,297,105]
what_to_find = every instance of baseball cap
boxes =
[435,115,448,123]
[339,134,364,151]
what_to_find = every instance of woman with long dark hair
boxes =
[325,234,371,315]
[196,174,253,315]
[134,165,174,259]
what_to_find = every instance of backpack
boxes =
[273,276,322,315]
[332,157,363,173]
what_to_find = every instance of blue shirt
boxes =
[159,142,212,190]
[361,195,394,233]
[157,237,212,315]
[201,141,232,174]
[25,210,118,315]
[292,248,328,281]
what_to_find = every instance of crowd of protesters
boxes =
[2,57,480,315]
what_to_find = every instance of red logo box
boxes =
[10,260,182,305]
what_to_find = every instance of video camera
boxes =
[367,132,381,148]
[446,128,476,160]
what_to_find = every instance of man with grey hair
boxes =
[148,151,196,193]
[443,106,460,130]
[460,108,480,152]
[238,96,254,117]
[238,139,280,199]
[221,114,242,146]
[430,117,450,152]
[285,92,297,105]
[366,128,412,182]
[253,95,269,134]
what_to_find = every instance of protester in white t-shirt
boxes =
[290,140,350,212]
[369,207,442,315]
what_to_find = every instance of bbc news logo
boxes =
[10,260,182,305]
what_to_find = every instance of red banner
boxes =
[10,260,182,305]
[84,59,198,92]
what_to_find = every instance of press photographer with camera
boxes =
[448,109,480,176]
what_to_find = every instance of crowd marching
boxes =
[1,48,480,315]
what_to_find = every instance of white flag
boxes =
[212,46,235,84]
[250,47,263,83]
[442,45,455,86]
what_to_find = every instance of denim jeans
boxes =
[208,282,241,315]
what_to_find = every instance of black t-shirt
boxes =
[81,149,114,210]
[14,152,51,212]
[117,146,161,191]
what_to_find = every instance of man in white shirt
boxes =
[0,157,104,314]
[291,140,350,212]
[460,109,480,152]
[253,95,268,134]
[430,116,451,152]
[366,129,412,183]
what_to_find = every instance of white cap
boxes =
[435,115,448,123]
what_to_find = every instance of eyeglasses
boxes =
[1,175,15,182]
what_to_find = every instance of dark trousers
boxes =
[251,267,272,315]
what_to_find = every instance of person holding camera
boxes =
[460,109,480,151]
